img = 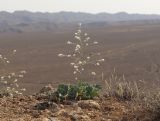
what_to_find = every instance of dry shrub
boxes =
[104,69,160,120]
[104,69,141,101]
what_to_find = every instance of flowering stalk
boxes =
[58,23,105,81]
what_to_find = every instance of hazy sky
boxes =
[0,0,160,14]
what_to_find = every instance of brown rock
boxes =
[40,84,54,93]
[54,109,68,117]
[78,100,101,110]
[42,117,49,121]
[70,113,91,121]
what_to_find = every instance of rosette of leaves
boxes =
[54,81,101,102]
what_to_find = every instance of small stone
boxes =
[34,101,59,112]
[78,100,101,110]
[106,119,112,121]
[70,113,91,121]
[63,100,74,105]
[44,109,51,114]
[35,102,50,110]
[42,117,49,121]
[40,84,54,93]
[59,104,64,108]
[72,103,78,108]
[69,111,76,116]
[76,107,82,114]
[70,113,79,121]
[69,110,91,121]
[81,115,91,120]
[48,117,60,121]
[32,110,40,118]
[55,109,68,117]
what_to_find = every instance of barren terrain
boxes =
[0,23,160,94]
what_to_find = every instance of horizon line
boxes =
[0,10,160,16]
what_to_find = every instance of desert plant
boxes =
[53,81,101,102]
[105,69,142,101]
[0,50,26,97]
[54,23,104,101]
[58,23,105,81]
[142,89,160,120]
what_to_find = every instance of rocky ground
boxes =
[0,86,154,121]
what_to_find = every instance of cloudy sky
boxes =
[0,0,160,14]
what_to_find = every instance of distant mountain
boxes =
[0,11,160,33]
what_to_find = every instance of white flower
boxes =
[87,57,90,59]
[76,45,81,48]
[15,83,19,87]
[3,81,7,84]
[93,41,98,44]
[98,59,105,62]
[67,55,71,57]
[18,75,24,78]
[75,36,80,40]
[77,30,81,33]
[13,50,17,53]
[10,94,13,97]
[7,87,10,90]
[100,59,105,62]
[20,70,27,74]
[58,54,64,57]
[21,88,26,91]
[70,63,75,66]
[74,65,78,69]
[86,43,89,46]
[15,91,19,94]
[67,41,72,44]
[75,48,78,52]
[82,68,84,71]
[96,62,100,66]
[84,33,88,36]
[1,76,4,80]
[78,61,82,64]
[91,72,96,76]
[13,79,18,83]
[11,73,16,76]
[73,71,77,74]
[6,61,10,63]
[8,75,11,79]
[86,37,90,40]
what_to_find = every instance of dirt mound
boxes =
[0,94,151,121]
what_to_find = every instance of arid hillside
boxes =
[0,23,160,94]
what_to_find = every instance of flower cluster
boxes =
[0,54,10,64]
[0,50,26,97]
[58,23,105,81]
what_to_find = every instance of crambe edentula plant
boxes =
[58,23,105,81]
[0,50,26,97]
